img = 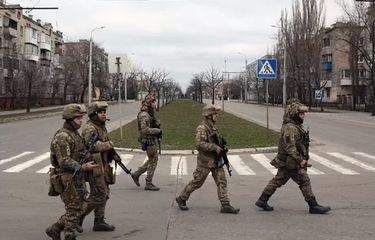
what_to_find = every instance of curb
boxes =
[114,146,279,155]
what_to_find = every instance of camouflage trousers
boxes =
[179,165,230,205]
[83,174,110,219]
[136,145,158,183]
[55,174,86,239]
[263,167,315,201]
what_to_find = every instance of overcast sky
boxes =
[13,0,352,91]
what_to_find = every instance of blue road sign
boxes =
[257,59,277,79]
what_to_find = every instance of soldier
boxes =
[79,101,116,232]
[46,104,97,240]
[175,105,240,214]
[131,94,162,191]
[255,102,331,214]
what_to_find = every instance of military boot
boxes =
[45,223,63,240]
[93,217,115,231]
[255,192,274,211]
[130,171,141,187]
[307,197,331,214]
[176,196,189,211]
[144,182,160,191]
[220,203,240,214]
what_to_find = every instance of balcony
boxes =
[40,51,51,60]
[3,27,18,38]
[340,78,352,86]
[321,80,332,88]
[24,54,39,62]
[40,42,51,51]
[322,62,332,71]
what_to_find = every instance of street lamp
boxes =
[271,25,287,106]
[88,26,105,104]
[237,52,248,102]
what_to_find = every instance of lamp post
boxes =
[272,25,287,106]
[88,26,105,104]
[237,52,248,102]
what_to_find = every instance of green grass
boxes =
[109,100,279,150]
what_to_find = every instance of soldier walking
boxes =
[131,94,162,191]
[255,102,331,214]
[175,105,239,214]
[78,102,116,232]
[46,104,97,240]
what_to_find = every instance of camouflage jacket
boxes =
[277,117,307,169]
[82,120,113,176]
[137,108,161,146]
[50,122,84,172]
[195,119,220,169]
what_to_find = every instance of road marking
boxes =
[353,152,375,161]
[310,153,358,175]
[251,154,277,175]
[0,152,34,166]
[36,164,52,174]
[327,152,375,172]
[307,167,324,175]
[171,156,187,176]
[228,155,255,175]
[3,152,50,173]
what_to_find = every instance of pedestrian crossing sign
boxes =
[257,59,277,79]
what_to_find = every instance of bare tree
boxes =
[204,66,223,104]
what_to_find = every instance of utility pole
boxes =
[115,57,123,139]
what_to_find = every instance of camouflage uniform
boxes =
[175,105,239,214]
[46,104,88,240]
[80,101,115,231]
[131,94,161,191]
[255,102,331,214]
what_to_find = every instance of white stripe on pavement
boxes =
[228,155,255,175]
[327,152,375,172]
[0,152,34,166]
[310,153,358,175]
[36,164,52,174]
[308,167,324,175]
[3,152,50,173]
[251,154,277,175]
[171,156,187,176]
[353,152,375,161]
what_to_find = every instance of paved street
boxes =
[0,101,374,240]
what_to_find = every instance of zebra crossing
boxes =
[1,150,375,176]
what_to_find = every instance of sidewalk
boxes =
[0,105,64,116]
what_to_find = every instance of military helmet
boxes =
[202,104,221,117]
[286,98,300,106]
[62,104,87,120]
[142,94,156,107]
[88,101,108,116]
[287,102,308,116]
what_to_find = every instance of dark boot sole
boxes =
[255,201,274,211]
[45,227,61,240]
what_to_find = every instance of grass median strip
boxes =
[109,100,279,150]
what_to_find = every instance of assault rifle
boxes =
[108,148,140,186]
[209,133,232,176]
[72,132,98,179]
[301,127,310,160]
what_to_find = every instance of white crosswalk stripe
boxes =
[309,153,358,175]
[251,154,277,175]
[36,164,52,174]
[228,155,255,175]
[0,151,34,166]
[353,152,375,161]
[171,156,187,176]
[327,152,375,172]
[308,167,324,175]
[3,152,50,173]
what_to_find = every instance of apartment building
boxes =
[0,1,63,108]
[321,22,368,110]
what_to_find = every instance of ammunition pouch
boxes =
[270,157,285,168]
[139,138,152,151]
[286,157,298,170]
[48,167,63,196]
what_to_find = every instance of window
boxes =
[341,69,351,78]
[323,54,332,63]
[359,69,366,78]
[358,53,364,63]
[20,26,23,37]
[323,37,330,47]
[359,37,364,46]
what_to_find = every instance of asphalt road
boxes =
[0,100,374,240]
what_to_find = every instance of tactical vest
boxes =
[50,127,85,169]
